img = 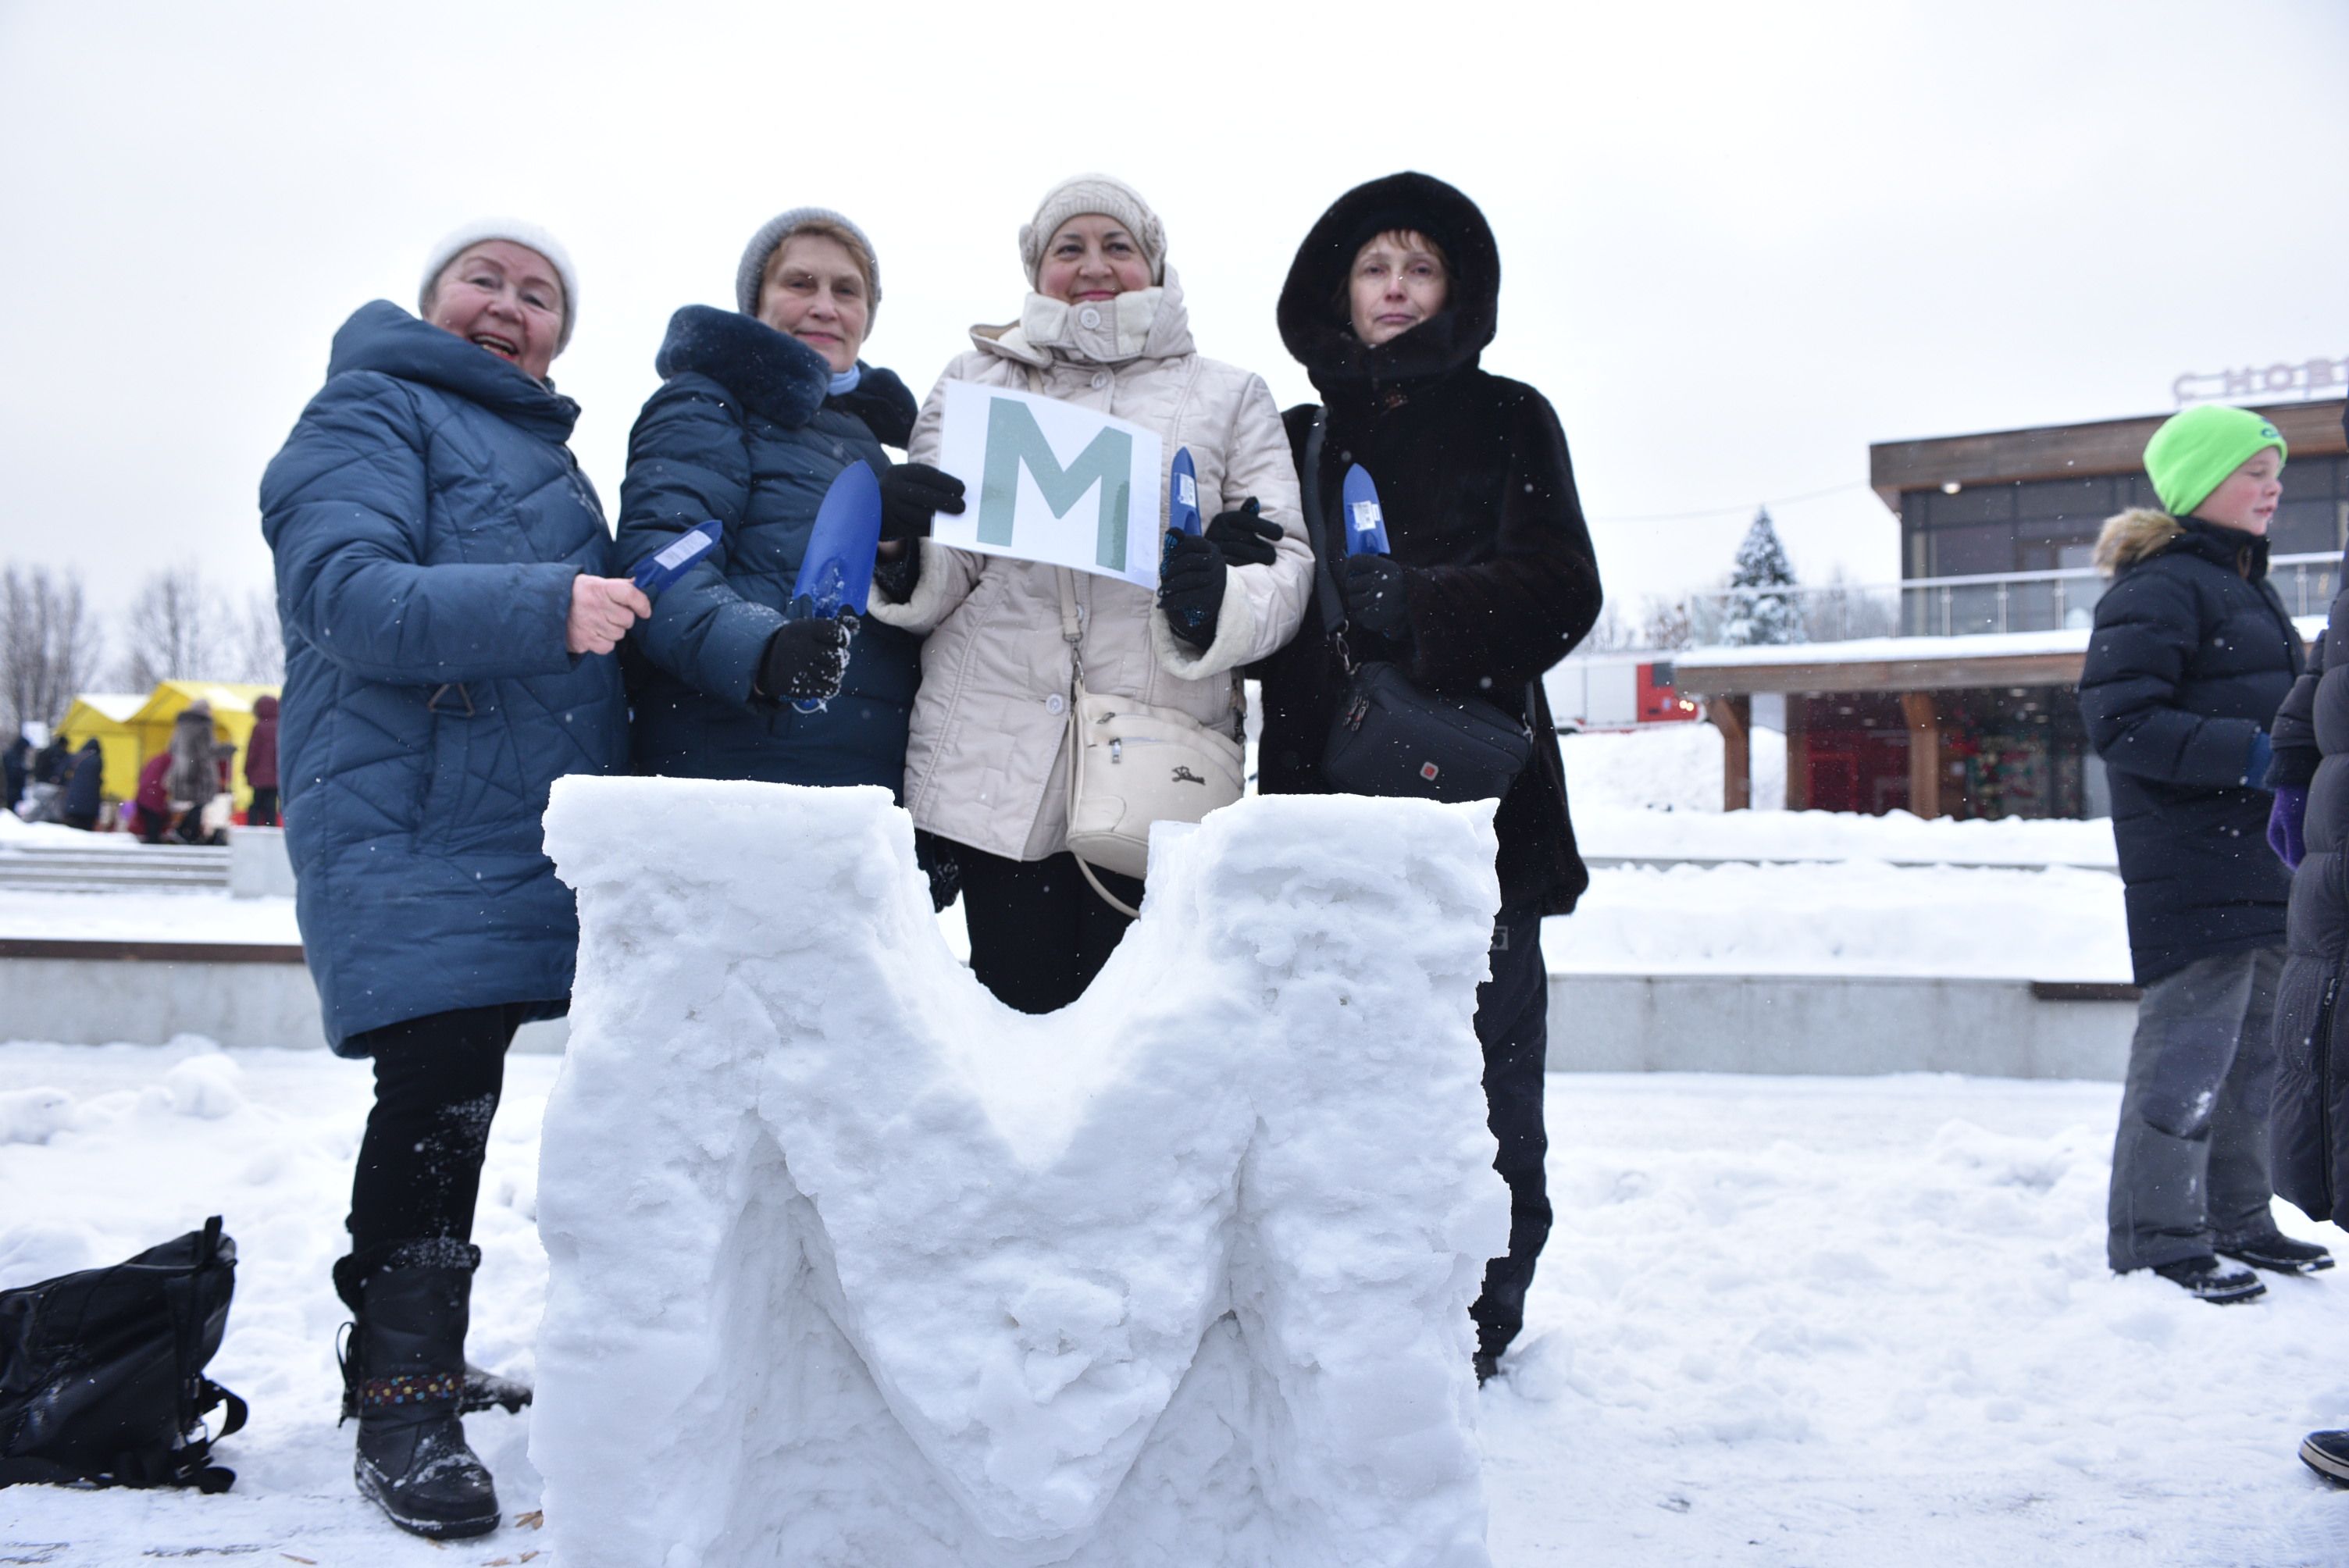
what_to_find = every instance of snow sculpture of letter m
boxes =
[534,779,1510,1568]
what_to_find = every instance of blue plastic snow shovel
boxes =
[1341,465,1389,557]
[789,460,884,618]
[630,519,723,598]
[782,460,884,712]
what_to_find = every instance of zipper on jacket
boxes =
[2318,970,2342,1217]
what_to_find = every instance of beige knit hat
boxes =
[1018,173,1167,287]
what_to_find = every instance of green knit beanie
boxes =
[2144,404,2287,517]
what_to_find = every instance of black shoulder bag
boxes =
[1303,412,1535,803]
[0,1216,248,1494]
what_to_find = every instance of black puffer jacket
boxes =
[1252,172,1604,916]
[2077,509,2301,985]
[2265,409,2349,1226]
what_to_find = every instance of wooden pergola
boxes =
[1676,640,2089,815]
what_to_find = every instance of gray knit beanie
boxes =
[736,207,882,324]
[1018,173,1167,287]
[418,219,579,352]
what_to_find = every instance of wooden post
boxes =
[1900,691,1941,819]
[1709,695,1752,811]
[1784,694,1810,812]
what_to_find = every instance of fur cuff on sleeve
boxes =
[1151,564,1259,681]
[867,540,959,633]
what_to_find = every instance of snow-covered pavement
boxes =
[4,1042,2345,1565]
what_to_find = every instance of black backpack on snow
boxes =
[0,1217,247,1493]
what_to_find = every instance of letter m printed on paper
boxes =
[977,397,1134,571]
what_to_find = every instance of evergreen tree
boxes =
[1720,508,1805,646]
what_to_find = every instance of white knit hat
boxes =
[1018,174,1167,287]
[418,219,580,352]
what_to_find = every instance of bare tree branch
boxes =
[1,564,105,733]
[113,563,224,690]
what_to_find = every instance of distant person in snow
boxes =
[2077,404,2323,1304]
[132,750,173,843]
[2261,400,2349,1483]
[166,700,220,843]
[17,732,71,824]
[2,731,28,814]
[258,219,636,1541]
[869,173,1311,1014]
[62,737,103,831]
[616,207,928,794]
[243,693,278,827]
[1249,172,1604,1382]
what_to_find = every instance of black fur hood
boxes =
[1276,171,1500,395]
[652,304,915,443]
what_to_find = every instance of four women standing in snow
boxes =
[261,173,1606,1541]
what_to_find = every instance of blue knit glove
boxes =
[2244,731,2273,789]
[2269,785,2309,870]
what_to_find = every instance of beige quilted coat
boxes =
[872,271,1311,861]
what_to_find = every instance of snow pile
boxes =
[1561,722,1788,815]
[1573,800,2117,868]
[0,887,299,942]
[1550,860,2128,980]
[0,811,144,850]
[532,779,1513,1568]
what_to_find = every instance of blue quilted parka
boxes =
[616,305,919,788]
[259,301,628,1053]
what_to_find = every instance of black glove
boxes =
[1342,554,1410,636]
[872,542,923,604]
[879,463,964,542]
[1157,531,1227,651]
[757,599,858,703]
[1205,497,1280,566]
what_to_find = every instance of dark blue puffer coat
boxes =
[258,301,628,1054]
[616,305,919,788]
[2077,513,2302,985]
[2265,407,2349,1227]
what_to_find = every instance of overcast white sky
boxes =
[2,0,2344,633]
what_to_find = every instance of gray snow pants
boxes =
[2106,944,2283,1272]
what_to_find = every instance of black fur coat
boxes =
[1252,173,1605,915]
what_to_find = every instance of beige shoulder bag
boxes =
[1056,568,1243,913]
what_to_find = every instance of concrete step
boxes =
[0,869,232,890]
[0,844,232,891]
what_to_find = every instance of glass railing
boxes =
[1684,553,2337,645]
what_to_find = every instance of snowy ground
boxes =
[4,1042,2347,1566]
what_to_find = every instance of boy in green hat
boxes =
[2078,404,2325,1303]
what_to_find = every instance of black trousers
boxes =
[954,843,1144,1015]
[246,786,279,827]
[343,1003,529,1272]
[1470,900,1552,1362]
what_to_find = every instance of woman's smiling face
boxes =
[424,240,566,380]
[1036,216,1153,305]
[758,233,871,374]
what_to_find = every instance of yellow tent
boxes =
[123,681,281,814]
[54,693,148,803]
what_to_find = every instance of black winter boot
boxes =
[334,1243,501,1539]
[2148,1254,2265,1304]
[2215,1231,2336,1276]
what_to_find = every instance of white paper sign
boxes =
[932,380,1165,589]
